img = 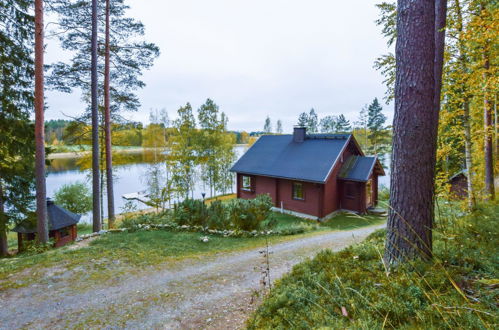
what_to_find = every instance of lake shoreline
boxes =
[48,147,155,159]
[47,144,249,159]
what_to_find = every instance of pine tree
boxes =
[384,0,447,264]
[319,115,337,133]
[103,0,115,227]
[367,98,388,154]
[374,2,397,103]
[49,0,159,113]
[49,0,159,229]
[0,0,36,255]
[335,114,352,133]
[34,0,48,242]
[297,112,308,127]
[89,0,101,231]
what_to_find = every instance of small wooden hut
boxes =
[448,170,468,200]
[13,199,80,251]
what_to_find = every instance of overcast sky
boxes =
[45,0,392,133]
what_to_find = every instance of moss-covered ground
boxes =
[247,203,499,329]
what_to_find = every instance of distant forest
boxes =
[45,119,254,147]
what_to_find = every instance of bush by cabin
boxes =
[230,127,385,220]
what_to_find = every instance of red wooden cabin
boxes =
[231,127,385,220]
[13,199,80,251]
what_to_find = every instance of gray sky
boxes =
[45,0,392,132]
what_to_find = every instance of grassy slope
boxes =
[248,203,499,329]
[1,212,386,291]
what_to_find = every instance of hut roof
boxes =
[338,155,385,182]
[12,199,81,234]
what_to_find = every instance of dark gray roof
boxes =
[230,134,352,183]
[449,169,468,181]
[338,156,379,182]
[13,200,81,234]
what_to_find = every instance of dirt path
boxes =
[0,224,384,329]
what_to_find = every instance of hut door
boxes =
[366,179,373,207]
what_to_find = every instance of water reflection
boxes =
[46,148,243,223]
[48,149,168,173]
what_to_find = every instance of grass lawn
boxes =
[1,211,386,291]
[268,211,386,233]
[321,212,386,230]
[205,193,237,204]
[7,232,17,250]
[0,228,320,291]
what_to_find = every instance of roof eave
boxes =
[322,134,353,182]
[337,177,369,183]
[233,171,326,184]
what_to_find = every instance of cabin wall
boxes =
[339,180,366,213]
[255,176,278,201]
[276,179,322,217]
[53,225,77,248]
[322,141,357,216]
[236,173,322,218]
[450,175,467,199]
[237,173,257,199]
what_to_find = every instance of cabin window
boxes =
[242,176,252,191]
[292,182,304,200]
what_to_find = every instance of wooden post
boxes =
[17,233,23,252]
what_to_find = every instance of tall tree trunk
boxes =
[463,100,476,209]
[35,0,48,244]
[0,181,8,256]
[100,127,105,224]
[455,0,476,210]
[494,94,498,158]
[483,53,495,200]
[385,0,444,264]
[104,0,115,228]
[91,0,101,232]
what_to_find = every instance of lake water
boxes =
[47,147,246,223]
[46,147,390,223]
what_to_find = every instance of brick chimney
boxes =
[293,126,306,143]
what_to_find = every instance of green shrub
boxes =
[206,200,231,230]
[378,184,390,202]
[228,194,273,231]
[120,211,171,231]
[54,182,92,214]
[172,199,208,226]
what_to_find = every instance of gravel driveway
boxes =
[0,224,384,329]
